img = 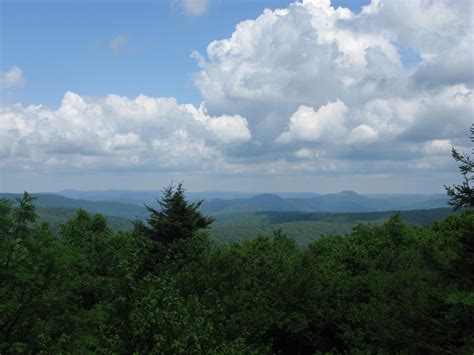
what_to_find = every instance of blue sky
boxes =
[1,0,472,193]
[2,0,369,107]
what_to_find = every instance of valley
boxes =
[0,191,453,246]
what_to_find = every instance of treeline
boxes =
[1,188,473,354]
[261,208,454,225]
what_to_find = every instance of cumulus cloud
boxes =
[1,66,26,89]
[0,92,251,172]
[347,125,378,144]
[276,100,348,144]
[191,0,473,176]
[179,0,209,17]
[184,104,251,144]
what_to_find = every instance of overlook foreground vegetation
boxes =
[1,183,473,354]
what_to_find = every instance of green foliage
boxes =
[210,220,370,246]
[1,193,74,352]
[143,182,214,244]
[0,192,149,220]
[36,205,133,231]
[5,192,452,247]
[1,190,473,353]
[445,124,474,210]
[208,208,452,246]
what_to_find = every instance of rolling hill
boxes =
[53,189,448,213]
[0,193,148,220]
[200,191,448,213]
[1,192,454,246]
[207,208,454,246]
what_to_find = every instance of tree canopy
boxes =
[143,182,214,244]
[1,189,473,353]
[445,124,474,210]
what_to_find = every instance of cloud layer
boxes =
[1,92,250,173]
[1,0,473,188]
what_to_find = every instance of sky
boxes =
[1,0,473,193]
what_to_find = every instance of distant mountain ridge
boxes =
[56,189,321,205]
[1,190,448,216]
[0,193,148,220]
[200,192,448,213]
[49,189,449,213]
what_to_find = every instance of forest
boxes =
[1,184,473,354]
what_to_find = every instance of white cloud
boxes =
[347,124,378,144]
[184,104,251,144]
[294,148,319,160]
[180,0,209,17]
[1,66,26,89]
[276,100,348,143]
[422,139,452,156]
[109,34,128,54]
[0,92,251,172]
[191,0,473,177]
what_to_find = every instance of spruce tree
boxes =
[445,124,474,210]
[144,182,214,244]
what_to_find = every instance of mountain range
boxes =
[1,189,448,216]
[0,191,453,244]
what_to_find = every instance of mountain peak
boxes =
[251,193,284,201]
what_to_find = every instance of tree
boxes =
[0,193,73,352]
[1,192,36,270]
[143,182,214,244]
[445,124,474,210]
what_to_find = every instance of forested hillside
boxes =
[36,206,133,231]
[0,193,148,220]
[54,189,449,213]
[0,193,454,247]
[1,190,472,353]
[25,204,460,247]
[208,208,454,246]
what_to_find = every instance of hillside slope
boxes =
[54,189,448,213]
[0,193,148,220]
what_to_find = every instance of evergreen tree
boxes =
[143,182,214,244]
[445,124,474,210]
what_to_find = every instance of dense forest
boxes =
[1,184,473,354]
